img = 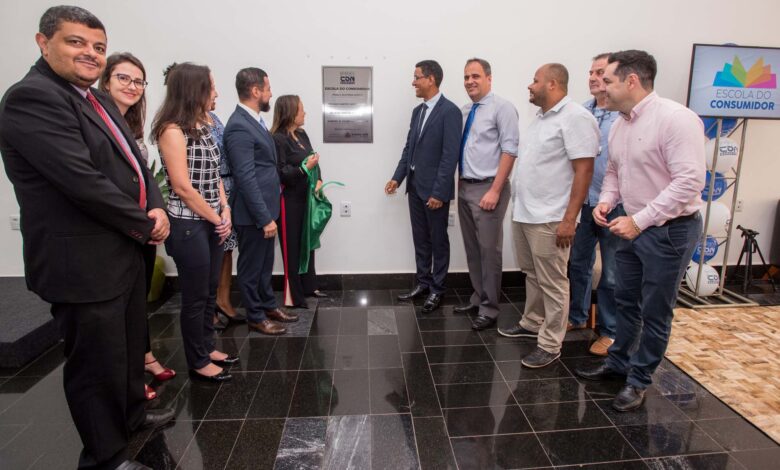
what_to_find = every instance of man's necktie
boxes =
[459,103,480,175]
[416,104,428,141]
[410,104,428,171]
[86,91,147,209]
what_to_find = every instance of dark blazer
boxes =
[0,58,164,304]
[392,94,462,201]
[223,105,280,228]
[273,129,320,202]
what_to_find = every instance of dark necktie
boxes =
[86,91,147,209]
[417,104,428,141]
[410,104,428,171]
[459,103,480,175]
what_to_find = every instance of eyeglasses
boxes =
[112,73,148,89]
[413,75,427,81]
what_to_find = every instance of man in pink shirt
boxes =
[575,50,705,412]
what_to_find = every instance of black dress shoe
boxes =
[211,354,240,366]
[397,285,429,301]
[612,384,646,411]
[188,369,233,383]
[453,304,479,314]
[213,312,228,331]
[471,314,496,331]
[421,293,442,313]
[116,460,152,470]
[310,290,329,298]
[216,306,247,323]
[140,407,175,430]
[574,361,627,381]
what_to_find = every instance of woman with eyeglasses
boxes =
[271,95,327,308]
[98,53,175,401]
[152,62,237,383]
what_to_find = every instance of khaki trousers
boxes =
[514,221,571,354]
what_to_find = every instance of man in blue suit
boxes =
[386,60,462,313]
[224,67,298,335]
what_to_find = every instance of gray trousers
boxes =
[457,180,510,318]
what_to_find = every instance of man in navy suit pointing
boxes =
[386,60,462,313]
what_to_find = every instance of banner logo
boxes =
[713,56,777,89]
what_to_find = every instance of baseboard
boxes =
[160,263,780,293]
[166,270,528,292]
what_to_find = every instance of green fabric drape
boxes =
[299,155,344,274]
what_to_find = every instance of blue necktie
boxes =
[459,103,480,175]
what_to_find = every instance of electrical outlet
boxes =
[9,215,20,230]
[448,212,455,227]
[340,201,351,217]
[735,200,743,212]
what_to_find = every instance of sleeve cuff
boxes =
[632,211,653,232]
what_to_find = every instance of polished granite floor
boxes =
[1,287,778,469]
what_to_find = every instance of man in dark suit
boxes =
[0,6,172,469]
[224,67,298,335]
[386,60,462,313]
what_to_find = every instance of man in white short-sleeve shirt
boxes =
[500,63,598,369]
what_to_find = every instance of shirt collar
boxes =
[71,84,88,98]
[238,102,262,123]
[424,91,442,108]
[623,91,657,121]
[537,95,571,117]
[474,91,494,105]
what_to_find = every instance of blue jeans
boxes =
[568,203,620,338]
[606,214,702,388]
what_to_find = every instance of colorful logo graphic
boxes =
[713,56,777,88]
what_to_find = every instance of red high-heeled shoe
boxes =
[145,359,176,382]
[144,384,157,401]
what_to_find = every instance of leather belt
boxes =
[460,177,495,184]
[662,212,699,226]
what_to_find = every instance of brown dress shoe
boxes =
[589,336,615,356]
[248,319,287,335]
[266,308,299,323]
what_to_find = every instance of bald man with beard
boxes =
[500,63,598,369]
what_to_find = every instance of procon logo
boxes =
[713,56,777,89]
[719,144,738,156]
[340,72,355,85]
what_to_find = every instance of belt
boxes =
[662,212,699,226]
[460,177,495,184]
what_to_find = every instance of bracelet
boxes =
[630,217,642,234]
[221,204,230,211]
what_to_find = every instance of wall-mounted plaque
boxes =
[322,66,373,143]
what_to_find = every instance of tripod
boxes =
[733,225,777,293]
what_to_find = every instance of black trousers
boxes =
[51,253,147,469]
[165,218,223,369]
[279,196,317,306]
[236,224,277,324]
[408,174,450,294]
[143,244,156,353]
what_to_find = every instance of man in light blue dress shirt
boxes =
[454,58,519,331]
[567,54,621,356]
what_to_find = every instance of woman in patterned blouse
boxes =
[151,63,237,383]
[204,93,243,330]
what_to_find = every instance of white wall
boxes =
[1,0,779,276]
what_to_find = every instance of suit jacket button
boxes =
[132,176,139,183]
